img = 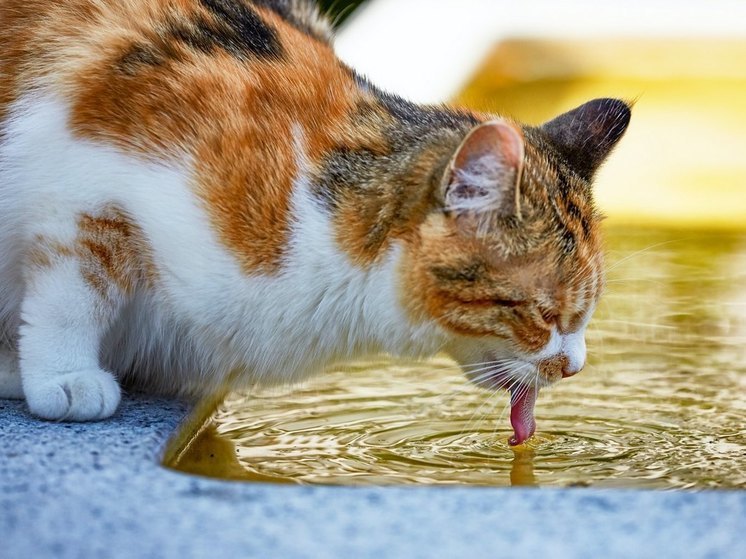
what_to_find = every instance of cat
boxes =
[0,0,630,445]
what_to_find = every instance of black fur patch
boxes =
[522,127,596,243]
[430,261,486,284]
[564,199,590,237]
[314,87,477,213]
[169,0,283,60]
[117,44,164,75]
[560,228,577,254]
[375,87,480,133]
[314,146,384,210]
[540,98,631,180]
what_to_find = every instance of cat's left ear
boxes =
[541,98,632,180]
[441,120,524,217]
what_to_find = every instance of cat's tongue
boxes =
[508,384,538,446]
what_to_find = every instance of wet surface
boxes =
[170,227,746,488]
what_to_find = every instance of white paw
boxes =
[24,369,121,421]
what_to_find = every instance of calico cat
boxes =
[0,0,630,445]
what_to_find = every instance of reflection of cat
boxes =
[0,1,629,444]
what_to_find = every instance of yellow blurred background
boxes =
[457,39,746,230]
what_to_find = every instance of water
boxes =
[168,227,746,488]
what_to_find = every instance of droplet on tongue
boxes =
[509,384,538,446]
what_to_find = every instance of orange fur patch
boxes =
[0,0,59,129]
[77,206,155,297]
[25,235,75,273]
[24,205,153,299]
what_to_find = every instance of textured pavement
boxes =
[2,396,745,559]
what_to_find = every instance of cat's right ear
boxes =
[441,121,524,218]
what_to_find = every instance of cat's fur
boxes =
[0,0,629,442]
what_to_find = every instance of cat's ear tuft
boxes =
[442,120,524,217]
[541,98,631,180]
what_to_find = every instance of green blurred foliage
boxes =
[318,0,366,27]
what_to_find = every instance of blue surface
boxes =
[2,396,744,559]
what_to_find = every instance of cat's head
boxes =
[401,98,631,444]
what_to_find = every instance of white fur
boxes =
[19,252,123,419]
[0,94,447,419]
[560,330,586,375]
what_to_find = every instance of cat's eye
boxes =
[493,298,523,308]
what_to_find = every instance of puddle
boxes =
[167,227,746,488]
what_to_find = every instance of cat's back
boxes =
[1,0,351,149]
[0,0,367,273]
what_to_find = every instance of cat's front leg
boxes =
[19,241,127,421]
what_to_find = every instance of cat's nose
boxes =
[560,331,586,377]
[561,361,583,378]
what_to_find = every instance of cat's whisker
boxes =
[466,370,509,386]
[436,363,520,412]
[468,362,528,386]
[598,319,674,330]
[604,278,666,286]
[472,380,517,435]
[461,390,501,435]
[437,359,503,371]
[605,239,687,273]
[457,361,533,435]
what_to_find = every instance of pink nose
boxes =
[561,358,584,378]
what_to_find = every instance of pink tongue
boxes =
[509,384,538,446]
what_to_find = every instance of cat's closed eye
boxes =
[492,298,523,308]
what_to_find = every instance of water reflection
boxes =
[510,448,537,487]
[168,227,746,489]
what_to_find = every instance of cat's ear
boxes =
[541,98,631,180]
[441,120,524,217]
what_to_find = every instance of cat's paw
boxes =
[24,369,121,421]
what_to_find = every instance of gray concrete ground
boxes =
[2,396,745,559]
